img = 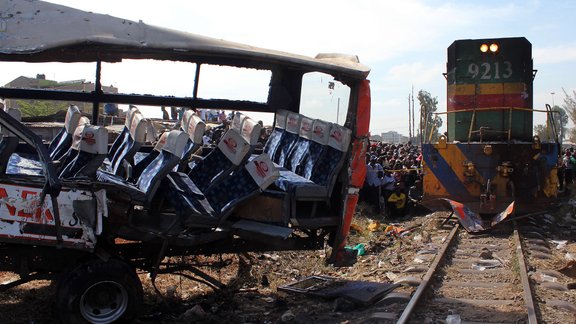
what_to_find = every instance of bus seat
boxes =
[59,125,108,179]
[284,116,314,173]
[179,111,205,171]
[97,130,188,206]
[309,123,352,196]
[272,123,351,218]
[231,111,247,131]
[263,109,288,160]
[0,108,22,174]
[48,104,82,161]
[108,110,148,177]
[275,112,302,167]
[240,116,262,149]
[107,105,140,163]
[187,128,251,192]
[6,112,89,176]
[165,153,279,230]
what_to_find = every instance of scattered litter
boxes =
[350,223,365,234]
[345,243,366,256]
[367,221,381,232]
[565,253,575,262]
[446,314,462,324]
[279,276,399,306]
[551,240,568,250]
[558,260,576,278]
[262,253,280,261]
[413,234,423,242]
[385,272,399,281]
[531,272,558,283]
[355,243,366,256]
[472,259,502,270]
[384,225,405,236]
[412,256,425,264]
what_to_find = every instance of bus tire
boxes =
[56,258,143,324]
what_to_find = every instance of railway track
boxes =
[365,214,576,323]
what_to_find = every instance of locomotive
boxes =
[421,37,559,220]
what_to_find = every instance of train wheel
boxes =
[56,258,143,324]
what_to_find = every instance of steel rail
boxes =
[513,221,538,324]
[396,224,460,324]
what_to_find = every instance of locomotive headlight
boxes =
[480,44,489,52]
[490,43,499,52]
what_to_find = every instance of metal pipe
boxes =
[193,63,201,100]
[92,60,102,125]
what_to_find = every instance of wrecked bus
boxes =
[0,1,370,322]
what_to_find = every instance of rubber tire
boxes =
[56,258,143,324]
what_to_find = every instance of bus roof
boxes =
[0,0,370,79]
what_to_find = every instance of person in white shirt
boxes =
[365,155,384,214]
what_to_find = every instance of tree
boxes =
[537,105,568,142]
[16,100,67,117]
[561,89,576,142]
[533,124,547,140]
[417,90,442,143]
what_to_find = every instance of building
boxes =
[380,131,409,144]
[3,74,118,115]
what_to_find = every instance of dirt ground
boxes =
[0,201,574,323]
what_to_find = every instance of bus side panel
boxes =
[329,80,370,265]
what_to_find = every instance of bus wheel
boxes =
[56,258,143,324]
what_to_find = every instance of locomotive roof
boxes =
[0,0,370,79]
[450,37,531,46]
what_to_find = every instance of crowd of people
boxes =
[558,147,576,195]
[360,141,423,218]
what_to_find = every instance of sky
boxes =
[1,0,576,136]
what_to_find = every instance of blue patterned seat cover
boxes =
[108,106,140,161]
[108,129,130,162]
[0,108,21,174]
[98,130,188,206]
[109,111,148,177]
[48,127,72,161]
[6,153,43,175]
[274,168,327,198]
[59,125,108,179]
[275,132,299,167]
[263,127,284,158]
[0,137,18,174]
[274,112,301,166]
[166,153,279,229]
[49,105,82,161]
[187,128,250,192]
[263,109,288,158]
[284,116,313,172]
[273,122,351,200]
[188,149,233,192]
[7,106,85,176]
[179,111,205,170]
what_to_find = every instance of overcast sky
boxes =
[2,0,575,135]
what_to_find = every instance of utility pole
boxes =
[411,86,415,143]
[408,94,412,139]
